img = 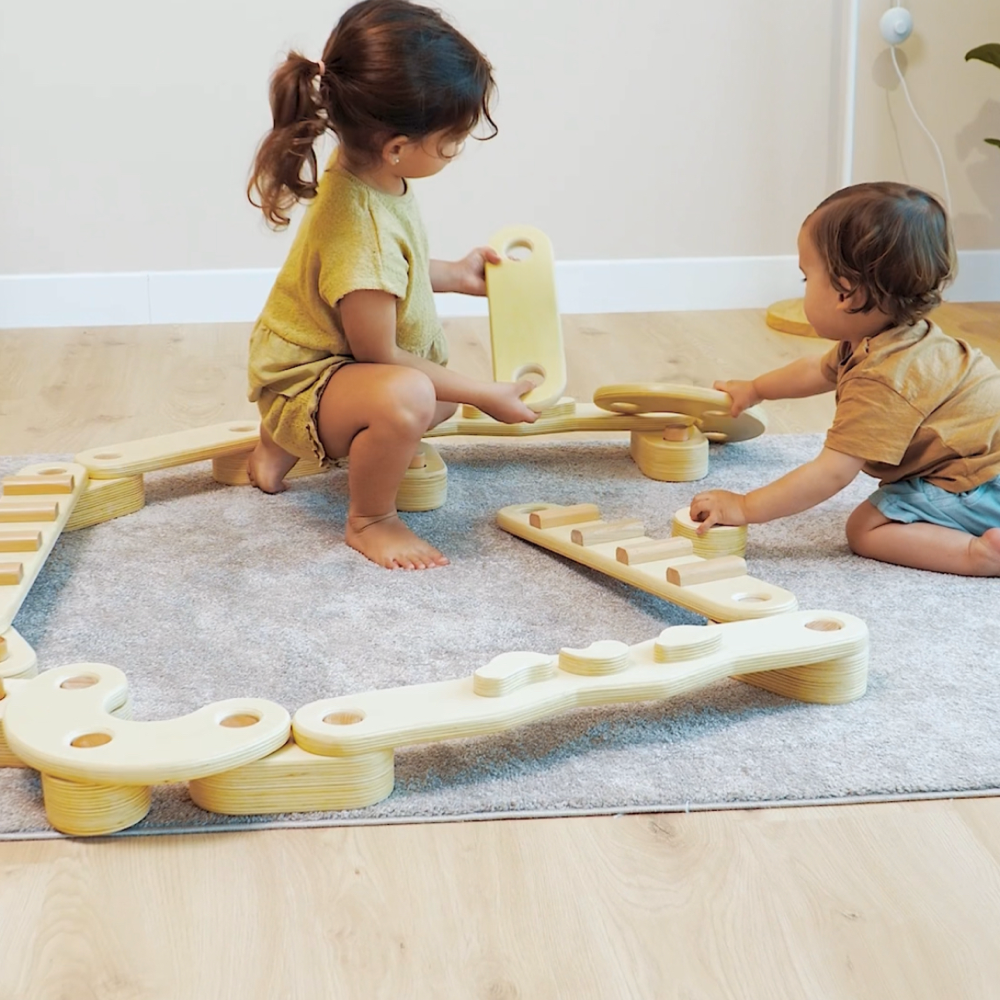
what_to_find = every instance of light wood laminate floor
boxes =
[1,302,998,998]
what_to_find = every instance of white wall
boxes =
[0,0,997,312]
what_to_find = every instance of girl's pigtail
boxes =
[248,52,328,229]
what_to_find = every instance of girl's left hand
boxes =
[689,490,748,534]
[450,246,502,296]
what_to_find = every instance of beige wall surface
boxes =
[0,0,997,275]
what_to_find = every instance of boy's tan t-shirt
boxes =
[248,155,446,402]
[819,319,1000,492]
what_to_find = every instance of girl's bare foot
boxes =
[247,427,298,494]
[346,512,449,570]
[970,527,1000,576]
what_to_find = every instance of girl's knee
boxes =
[382,369,437,431]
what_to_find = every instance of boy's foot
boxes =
[247,432,298,494]
[970,527,1000,576]
[346,512,449,570]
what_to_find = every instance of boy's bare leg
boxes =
[248,423,299,494]
[317,364,449,570]
[846,500,1000,576]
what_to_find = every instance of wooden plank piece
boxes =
[571,519,645,546]
[616,537,693,565]
[486,224,567,412]
[0,563,24,586]
[667,555,747,587]
[529,504,601,529]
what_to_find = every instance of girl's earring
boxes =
[393,156,400,165]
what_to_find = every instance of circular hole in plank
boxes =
[504,239,533,262]
[71,732,113,748]
[805,619,843,632]
[323,711,365,726]
[219,713,261,728]
[60,675,100,690]
[732,593,772,603]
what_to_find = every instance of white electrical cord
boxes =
[887,8,953,213]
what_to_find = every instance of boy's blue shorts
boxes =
[869,474,1000,535]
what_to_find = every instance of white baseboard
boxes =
[1,251,996,329]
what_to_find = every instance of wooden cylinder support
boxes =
[672,507,747,559]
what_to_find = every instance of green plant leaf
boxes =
[966,43,1000,69]
[986,138,1000,149]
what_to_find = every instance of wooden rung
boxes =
[667,555,747,587]
[570,518,645,546]
[407,452,427,470]
[528,504,600,529]
[2,474,76,495]
[0,563,25,586]
[0,501,59,523]
[0,531,42,553]
[616,537,693,565]
[0,634,6,661]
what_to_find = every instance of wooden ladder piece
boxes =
[485,225,567,412]
[191,610,867,819]
[2,663,290,835]
[0,463,88,632]
[75,420,262,479]
[497,503,797,622]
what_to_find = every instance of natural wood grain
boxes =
[0,303,998,997]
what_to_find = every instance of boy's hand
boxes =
[689,490,748,533]
[476,379,539,425]
[713,379,760,417]
[447,247,502,296]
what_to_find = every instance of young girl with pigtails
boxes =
[246,0,537,570]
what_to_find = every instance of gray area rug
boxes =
[1,436,998,839]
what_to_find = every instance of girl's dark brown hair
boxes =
[248,0,497,228]
[806,181,955,327]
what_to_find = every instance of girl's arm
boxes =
[717,355,837,416]
[430,247,501,296]
[339,288,537,424]
[689,447,865,531]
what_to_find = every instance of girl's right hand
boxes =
[476,379,539,425]
[713,379,761,417]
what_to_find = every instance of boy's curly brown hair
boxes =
[806,181,955,327]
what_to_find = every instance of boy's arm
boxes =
[689,447,865,531]
[339,288,537,424]
[718,354,837,416]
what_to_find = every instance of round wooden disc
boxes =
[765,298,817,337]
